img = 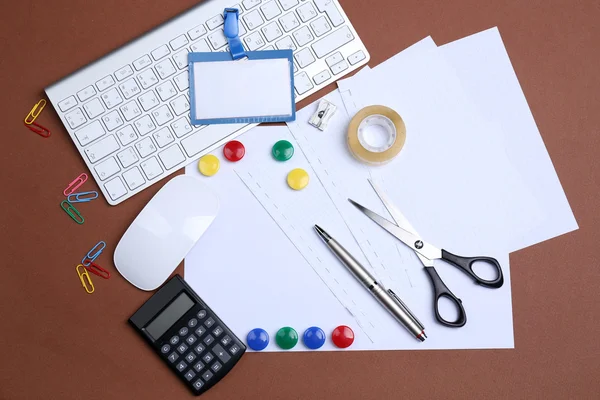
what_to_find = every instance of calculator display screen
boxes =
[146,292,195,340]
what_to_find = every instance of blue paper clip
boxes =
[67,191,99,203]
[224,8,247,60]
[82,241,106,266]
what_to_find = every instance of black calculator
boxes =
[129,275,246,396]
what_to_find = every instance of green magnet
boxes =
[275,327,298,349]
[272,140,294,161]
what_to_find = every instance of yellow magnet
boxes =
[287,168,309,190]
[198,154,220,176]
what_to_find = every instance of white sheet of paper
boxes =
[438,27,578,248]
[192,58,293,120]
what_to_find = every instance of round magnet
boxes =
[247,328,269,351]
[287,168,309,190]
[223,140,245,162]
[198,154,220,176]
[303,326,326,350]
[275,327,298,350]
[272,140,294,161]
[332,325,354,349]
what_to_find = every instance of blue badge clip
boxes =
[224,8,247,60]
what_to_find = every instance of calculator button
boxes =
[211,362,222,373]
[212,344,232,363]
[203,335,215,346]
[229,344,241,355]
[195,326,207,337]
[194,344,205,354]
[188,318,198,328]
[193,379,204,390]
[184,370,196,381]
[221,335,232,346]
[161,344,171,354]
[202,352,214,363]
[197,310,207,319]
[176,361,187,372]
[168,352,179,363]
[212,326,224,337]
[186,334,197,345]
[169,336,180,345]
[177,343,189,354]
[179,327,189,336]
[204,317,215,328]
[202,370,214,382]
[185,352,197,363]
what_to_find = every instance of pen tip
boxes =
[314,225,331,242]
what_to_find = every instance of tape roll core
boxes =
[347,105,406,165]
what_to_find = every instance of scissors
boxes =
[348,180,504,328]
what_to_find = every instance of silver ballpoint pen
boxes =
[315,225,426,342]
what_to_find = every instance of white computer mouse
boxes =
[114,175,219,291]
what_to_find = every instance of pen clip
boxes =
[388,289,425,331]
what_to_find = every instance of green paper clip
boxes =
[60,200,84,225]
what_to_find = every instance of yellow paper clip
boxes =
[24,99,47,125]
[76,264,95,294]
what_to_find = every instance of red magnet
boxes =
[223,140,245,162]
[332,325,354,348]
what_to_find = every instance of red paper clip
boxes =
[63,173,88,196]
[84,261,110,279]
[24,121,51,138]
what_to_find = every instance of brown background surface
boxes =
[1,0,599,399]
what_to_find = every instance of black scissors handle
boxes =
[441,250,504,288]
[424,267,467,328]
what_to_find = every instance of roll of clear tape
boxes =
[347,105,406,165]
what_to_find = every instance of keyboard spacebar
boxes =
[181,124,247,157]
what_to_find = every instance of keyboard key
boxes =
[140,157,163,180]
[194,343,205,353]
[94,157,120,181]
[159,144,186,170]
[176,361,187,372]
[294,48,315,68]
[195,326,207,337]
[152,127,175,148]
[173,72,189,92]
[170,335,180,345]
[116,125,138,146]
[243,9,264,30]
[77,86,97,102]
[193,361,205,372]
[117,147,139,168]
[312,26,354,58]
[75,120,106,146]
[188,24,207,40]
[83,98,105,119]
[192,379,204,391]
[348,50,366,65]
[151,45,170,61]
[156,81,178,102]
[242,0,261,10]
[275,35,296,51]
[119,78,142,99]
[133,55,152,71]
[243,31,266,50]
[177,343,189,354]
[138,91,160,112]
[96,75,115,91]
[197,310,207,319]
[202,370,213,382]
[85,135,120,163]
[134,115,156,136]
[122,166,145,190]
[179,327,189,336]
[138,69,159,90]
[135,137,157,158]
[310,16,331,37]
[204,317,215,328]
[161,344,171,354]
[206,14,224,30]
[261,21,283,42]
[102,110,124,131]
[65,108,87,129]
[186,334,198,345]
[203,335,215,346]
[171,118,193,138]
[189,318,198,328]
[208,29,228,50]
[58,96,77,112]
[115,65,134,81]
[170,95,190,116]
[293,26,314,47]
[151,105,174,126]
[330,59,348,75]
[260,1,281,20]
[229,344,241,355]
[101,88,124,109]
[296,2,317,22]
[325,51,343,67]
[190,39,211,53]
[212,326,224,337]
[169,35,189,50]
[294,71,313,95]
[167,352,179,363]
[221,335,232,346]
[155,59,176,79]
[211,362,222,373]
[313,69,331,85]
[279,0,298,11]
[314,0,344,26]
[279,12,300,33]
[104,176,128,201]
[202,352,214,363]
[185,352,197,363]
[120,101,142,121]
[172,49,189,70]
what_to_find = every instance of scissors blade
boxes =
[348,198,442,262]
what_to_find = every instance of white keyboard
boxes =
[46,0,369,205]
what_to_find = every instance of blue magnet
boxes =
[303,326,326,350]
[247,328,269,351]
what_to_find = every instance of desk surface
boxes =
[2,0,599,398]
